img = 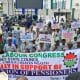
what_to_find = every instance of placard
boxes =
[51,23,60,29]
[20,33,33,41]
[62,30,75,42]
[39,34,52,43]
[71,21,80,29]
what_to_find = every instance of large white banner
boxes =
[0,49,80,80]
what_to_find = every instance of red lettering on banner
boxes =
[20,64,29,70]
[0,64,62,70]
[29,65,33,70]
[0,64,10,69]
[48,65,52,69]
[19,64,52,70]
[0,64,3,68]
[54,64,62,70]
[12,64,19,69]
[34,65,37,70]
[20,64,25,69]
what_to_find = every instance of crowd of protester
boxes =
[0,14,80,53]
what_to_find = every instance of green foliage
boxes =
[66,72,80,80]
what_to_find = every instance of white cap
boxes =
[0,72,8,80]
[7,37,12,40]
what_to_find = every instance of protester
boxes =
[51,40,62,51]
[4,37,17,52]
[20,41,29,53]
[66,41,74,50]
[12,27,21,48]
[60,39,67,51]
[0,33,5,54]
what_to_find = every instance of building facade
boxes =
[0,0,80,19]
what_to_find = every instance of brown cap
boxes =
[16,76,28,80]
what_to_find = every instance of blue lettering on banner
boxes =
[0,68,77,76]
